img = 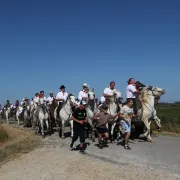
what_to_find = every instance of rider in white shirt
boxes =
[56,85,68,104]
[39,91,47,105]
[126,78,141,114]
[33,91,47,121]
[33,93,40,105]
[78,83,89,103]
[20,98,26,106]
[46,92,55,105]
[103,81,117,99]
[56,85,68,113]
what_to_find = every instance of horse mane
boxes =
[138,88,149,103]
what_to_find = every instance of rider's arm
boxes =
[108,113,119,121]
[55,93,64,101]
[129,84,140,94]
[92,112,100,120]
[103,88,112,97]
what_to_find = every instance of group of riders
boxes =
[1,78,151,154]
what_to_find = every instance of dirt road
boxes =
[0,128,180,180]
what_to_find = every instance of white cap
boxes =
[82,83,88,87]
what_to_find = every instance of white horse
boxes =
[29,103,37,128]
[23,104,31,127]
[5,107,11,124]
[54,94,77,139]
[98,90,122,141]
[36,104,49,138]
[137,86,165,142]
[16,105,24,126]
[16,104,31,126]
[85,89,99,141]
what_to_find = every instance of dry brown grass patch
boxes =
[0,124,40,164]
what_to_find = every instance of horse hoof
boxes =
[139,134,145,138]
[42,135,45,138]
[62,136,65,139]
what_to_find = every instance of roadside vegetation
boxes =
[154,103,180,134]
[0,124,40,163]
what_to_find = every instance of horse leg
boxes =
[6,112,9,124]
[61,120,65,139]
[140,118,152,142]
[70,120,74,137]
[153,115,161,132]
[88,118,95,142]
[111,122,116,142]
[45,114,49,135]
[40,118,45,138]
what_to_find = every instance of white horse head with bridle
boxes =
[138,85,165,142]
[36,102,49,138]
[54,93,77,139]
[87,89,98,114]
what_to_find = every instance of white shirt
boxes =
[56,91,68,103]
[39,97,47,105]
[126,84,136,98]
[20,101,25,106]
[46,96,54,105]
[33,96,39,104]
[120,105,134,123]
[100,96,105,103]
[78,90,88,101]
[103,87,116,96]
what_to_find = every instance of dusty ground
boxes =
[0,144,179,180]
[0,125,180,180]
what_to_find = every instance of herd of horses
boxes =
[1,85,165,143]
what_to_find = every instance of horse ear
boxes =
[92,88,94,92]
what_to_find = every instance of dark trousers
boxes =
[72,126,85,144]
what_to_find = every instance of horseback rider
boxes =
[4,100,10,109]
[33,93,40,105]
[33,91,47,122]
[126,78,141,114]
[103,81,121,108]
[15,100,19,108]
[103,81,117,101]
[46,92,55,106]
[78,83,89,103]
[56,85,68,115]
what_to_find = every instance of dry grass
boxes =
[0,124,40,164]
[151,123,180,136]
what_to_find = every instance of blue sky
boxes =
[0,0,180,105]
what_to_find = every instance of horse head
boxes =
[147,86,165,103]
[67,93,77,106]
[88,89,95,100]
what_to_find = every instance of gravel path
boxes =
[0,128,180,180]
